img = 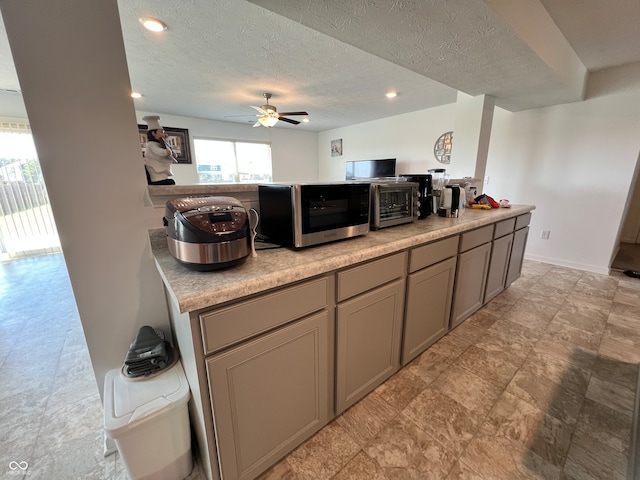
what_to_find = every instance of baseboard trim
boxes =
[524,254,610,275]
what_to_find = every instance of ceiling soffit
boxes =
[539,0,640,71]
[249,0,588,112]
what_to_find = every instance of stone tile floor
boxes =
[0,254,202,480]
[1,254,639,479]
[260,261,640,480]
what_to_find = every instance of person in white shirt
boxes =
[143,115,177,185]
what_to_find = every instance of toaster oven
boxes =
[370,181,419,229]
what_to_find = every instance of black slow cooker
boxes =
[164,196,250,271]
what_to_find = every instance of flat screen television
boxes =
[346,158,396,180]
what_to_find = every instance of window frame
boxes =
[192,136,273,184]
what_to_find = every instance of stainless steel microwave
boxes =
[258,182,370,248]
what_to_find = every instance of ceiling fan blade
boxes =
[225,114,260,118]
[279,117,301,125]
[251,105,268,115]
[278,111,308,116]
[252,121,262,127]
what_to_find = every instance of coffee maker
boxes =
[399,174,434,218]
[438,184,465,218]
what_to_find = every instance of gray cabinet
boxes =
[207,311,332,480]
[450,226,493,329]
[201,277,334,480]
[335,253,406,414]
[402,236,458,366]
[403,256,457,365]
[484,234,514,302]
[506,225,529,286]
[484,218,516,303]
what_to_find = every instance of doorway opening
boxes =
[612,149,640,273]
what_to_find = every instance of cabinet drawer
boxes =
[494,218,516,239]
[516,212,532,230]
[200,276,330,355]
[409,236,459,273]
[459,225,493,252]
[337,252,406,302]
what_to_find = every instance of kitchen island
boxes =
[150,204,535,480]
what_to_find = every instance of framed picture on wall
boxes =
[434,131,452,164]
[138,125,192,164]
[331,138,343,157]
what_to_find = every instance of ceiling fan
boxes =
[249,93,309,128]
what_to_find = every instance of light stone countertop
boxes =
[146,184,260,207]
[150,204,535,314]
[148,183,258,196]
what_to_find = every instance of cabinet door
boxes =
[336,278,405,414]
[506,226,529,286]
[207,311,331,480]
[484,233,514,304]
[450,243,491,329]
[403,256,457,365]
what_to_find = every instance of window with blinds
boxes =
[0,123,61,259]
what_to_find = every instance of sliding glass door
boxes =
[0,124,61,259]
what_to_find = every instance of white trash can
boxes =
[104,360,192,480]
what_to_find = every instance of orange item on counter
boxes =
[473,194,500,208]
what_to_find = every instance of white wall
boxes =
[452,92,495,183]
[270,127,319,182]
[316,64,640,274]
[485,63,640,273]
[318,105,456,181]
[136,111,318,185]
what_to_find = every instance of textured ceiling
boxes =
[250,0,587,112]
[0,0,639,131]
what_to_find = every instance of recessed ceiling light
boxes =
[130,92,142,99]
[139,17,167,32]
[386,92,397,98]
[302,118,310,123]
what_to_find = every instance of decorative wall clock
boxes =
[434,131,452,164]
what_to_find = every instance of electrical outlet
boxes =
[541,230,551,240]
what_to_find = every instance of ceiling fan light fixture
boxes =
[139,17,167,32]
[258,116,279,127]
